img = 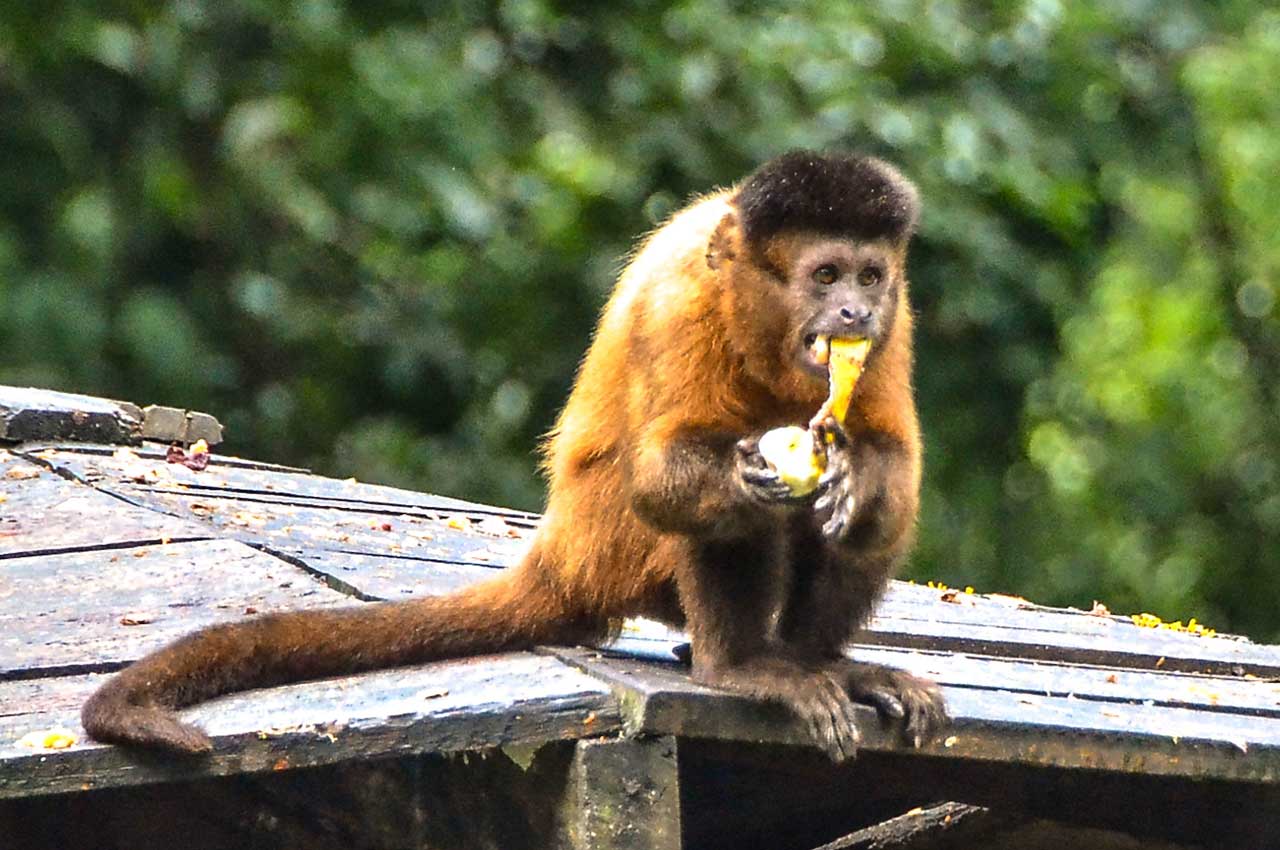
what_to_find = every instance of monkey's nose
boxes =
[839,305,873,327]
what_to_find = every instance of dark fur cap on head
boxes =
[734,150,920,246]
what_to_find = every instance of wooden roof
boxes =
[3,387,1280,816]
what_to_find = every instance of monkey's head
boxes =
[707,151,919,401]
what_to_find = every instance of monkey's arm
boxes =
[629,415,800,539]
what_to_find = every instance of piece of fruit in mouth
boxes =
[809,335,871,427]
[755,336,873,497]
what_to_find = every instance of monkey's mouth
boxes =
[802,333,866,374]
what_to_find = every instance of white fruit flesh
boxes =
[756,426,824,497]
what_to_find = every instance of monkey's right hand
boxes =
[735,435,814,505]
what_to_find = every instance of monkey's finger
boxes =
[735,436,761,456]
[743,480,801,505]
[740,465,782,486]
[822,509,851,541]
[815,416,849,450]
[763,484,804,503]
[814,487,837,513]
[816,457,852,493]
[741,474,796,503]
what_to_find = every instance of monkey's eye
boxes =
[812,265,839,286]
[857,265,883,287]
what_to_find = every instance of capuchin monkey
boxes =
[83,150,946,761]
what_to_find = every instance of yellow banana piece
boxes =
[756,337,872,497]
[815,337,872,427]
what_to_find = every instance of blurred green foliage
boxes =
[2,1,1278,636]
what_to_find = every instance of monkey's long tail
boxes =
[81,550,600,753]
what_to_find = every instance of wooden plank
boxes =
[0,452,208,557]
[40,440,1275,676]
[0,740,594,850]
[0,653,620,799]
[0,539,353,680]
[267,548,499,601]
[608,629,1280,717]
[32,444,539,520]
[0,387,141,445]
[101,491,529,575]
[551,648,1280,784]
[610,603,1280,679]
[874,583,1254,658]
[622,635,1280,720]
[858,616,1280,678]
[877,583,1170,638]
[20,442,308,473]
[812,802,999,850]
[849,645,1280,718]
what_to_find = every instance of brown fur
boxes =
[82,153,945,759]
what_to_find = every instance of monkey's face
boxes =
[769,234,905,380]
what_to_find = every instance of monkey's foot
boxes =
[782,669,866,762]
[832,661,948,748]
[695,659,862,761]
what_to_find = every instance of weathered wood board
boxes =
[4,426,1280,843]
[20,445,535,593]
[268,548,504,601]
[29,444,538,520]
[554,646,1280,783]
[34,439,1276,680]
[612,588,1280,679]
[0,452,207,556]
[0,539,354,680]
[0,653,620,798]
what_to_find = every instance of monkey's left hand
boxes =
[812,418,872,541]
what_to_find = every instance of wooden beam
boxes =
[557,735,682,850]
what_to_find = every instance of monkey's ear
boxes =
[706,212,741,271]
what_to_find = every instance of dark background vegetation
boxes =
[2,2,1278,637]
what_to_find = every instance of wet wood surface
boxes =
[3,430,1280,829]
[0,653,618,799]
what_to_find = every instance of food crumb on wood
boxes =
[17,728,77,750]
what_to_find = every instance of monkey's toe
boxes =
[792,673,863,762]
[838,663,948,748]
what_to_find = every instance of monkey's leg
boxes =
[674,534,864,762]
[780,522,947,749]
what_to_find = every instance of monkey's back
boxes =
[531,192,737,615]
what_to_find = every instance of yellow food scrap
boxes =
[1130,612,1217,638]
[810,336,872,428]
[190,439,210,455]
[757,426,825,497]
[17,728,78,750]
